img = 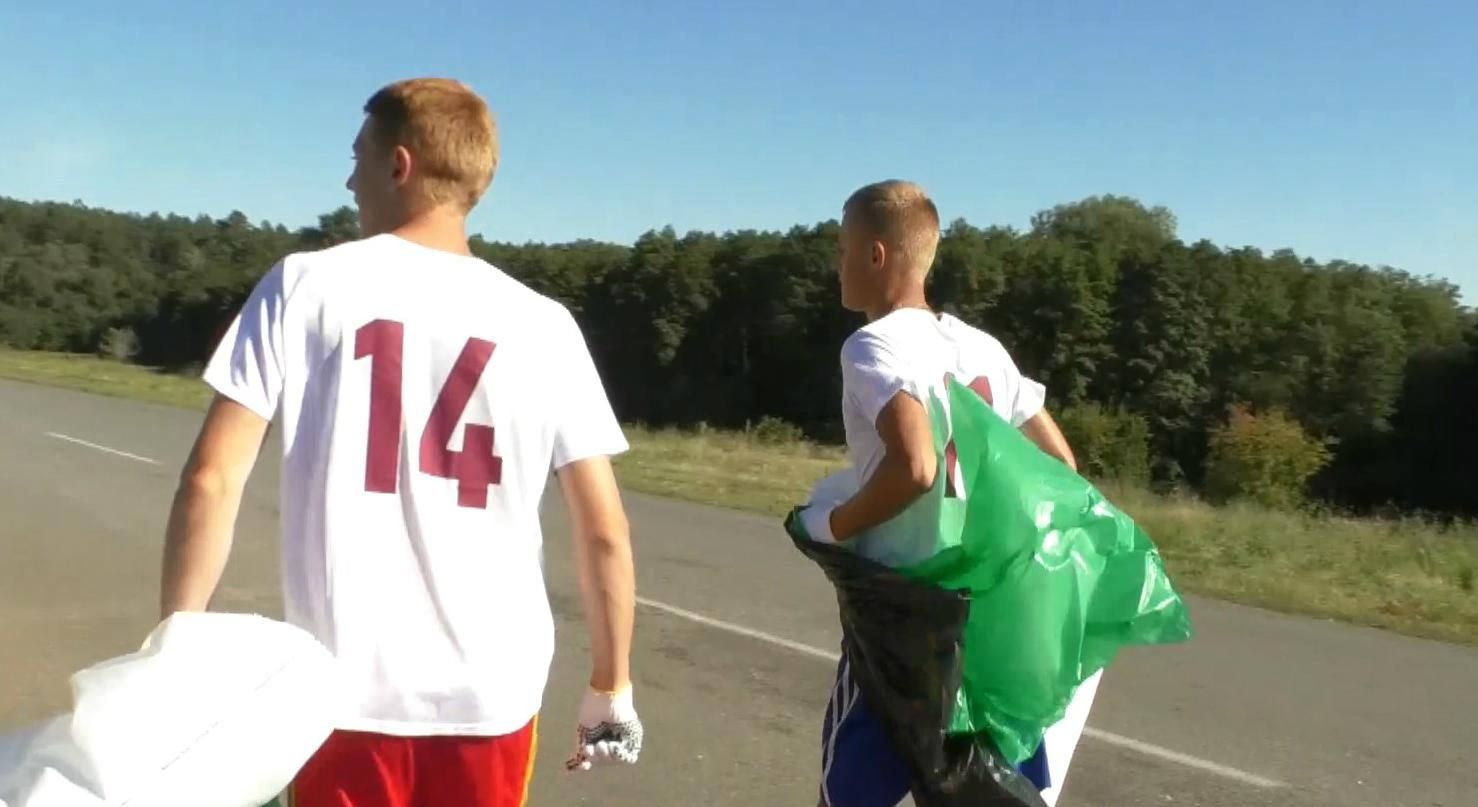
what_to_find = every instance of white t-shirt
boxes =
[839,308,1046,567]
[203,234,628,737]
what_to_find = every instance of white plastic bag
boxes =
[1036,669,1101,806]
[0,612,345,807]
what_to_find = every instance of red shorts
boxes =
[286,717,538,807]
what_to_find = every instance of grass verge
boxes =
[3,348,1475,644]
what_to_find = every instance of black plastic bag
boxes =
[787,510,1048,807]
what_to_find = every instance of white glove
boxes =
[799,505,837,543]
[565,686,643,772]
[801,470,854,543]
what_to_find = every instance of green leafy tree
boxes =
[0,194,1469,516]
[1205,406,1332,510]
[1056,403,1152,484]
[1103,241,1212,480]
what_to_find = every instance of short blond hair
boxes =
[843,180,941,274]
[364,78,498,212]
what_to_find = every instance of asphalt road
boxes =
[1,378,1475,806]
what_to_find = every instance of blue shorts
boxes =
[819,652,1050,807]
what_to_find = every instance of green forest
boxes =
[1,194,1473,518]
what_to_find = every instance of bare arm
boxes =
[829,392,938,543]
[559,456,635,693]
[1020,408,1077,472]
[160,395,270,618]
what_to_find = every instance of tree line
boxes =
[1,195,1472,516]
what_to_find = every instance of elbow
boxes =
[1051,441,1079,473]
[176,463,237,502]
[579,515,632,555]
[906,452,938,494]
[879,442,935,495]
[575,517,635,592]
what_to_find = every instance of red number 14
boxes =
[355,319,504,509]
[943,374,993,499]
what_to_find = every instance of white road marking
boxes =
[36,427,1283,789]
[635,595,1287,790]
[44,432,160,465]
[637,596,841,663]
[1081,729,1286,789]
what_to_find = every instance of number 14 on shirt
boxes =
[354,319,504,509]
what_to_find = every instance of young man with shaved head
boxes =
[159,78,643,806]
[802,180,1077,807]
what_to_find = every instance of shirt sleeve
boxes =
[551,310,629,469]
[202,261,287,421]
[840,330,924,427]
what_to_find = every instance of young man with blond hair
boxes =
[160,77,643,806]
[802,180,1077,806]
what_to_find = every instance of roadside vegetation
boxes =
[4,348,1473,645]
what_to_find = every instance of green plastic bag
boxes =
[802,376,1192,764]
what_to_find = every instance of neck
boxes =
[866,291,931,322]
[387,207,472,256]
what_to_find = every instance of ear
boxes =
[870,239,887,270]
[391,145,414,186]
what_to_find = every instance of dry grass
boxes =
[1100,483,1478,644]
[4,349,1474,643]
[617,426,846,517]
[0,349,213,409]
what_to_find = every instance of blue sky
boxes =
[2,1,1474,300]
